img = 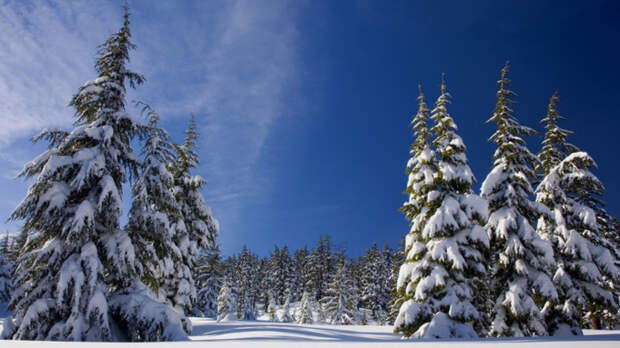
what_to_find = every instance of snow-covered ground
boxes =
[0,317,619,347]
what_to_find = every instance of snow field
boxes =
[0,319,619,347]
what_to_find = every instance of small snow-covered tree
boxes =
[194,246,223,318]
[166,116,219,316]
[360,244,383,320]
[237,289,256,320]
[536,152,619,335]
[267,291,277,321]
[394,75,489,338]
[322,261,359,325]
[297,290,314,324]
[217,279,236,322]
[481,62,557,337]
[278,295,293,323]
[0,233,12,303]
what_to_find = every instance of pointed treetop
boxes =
[499,61,510,89]
[440,72,447,95]
[123,1,131,28]
[184,114,199,149]
[538,91,579,175]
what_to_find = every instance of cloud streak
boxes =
[0,0,301,243]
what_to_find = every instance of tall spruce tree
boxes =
[3,6,187,341]
[536,152,619,335]
[394,86,436,333]
[481,62,557,337]
[394,75,489,338]
[167,115,219,316]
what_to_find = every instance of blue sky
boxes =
[0,0,618,257]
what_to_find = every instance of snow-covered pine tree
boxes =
[376,245,393,325]
[394,85,438,331]
[3,6,188,341]
[237,289,256,320]
[0,232,12,303]
[360,243,384,321]
[306,235,334,301]
[235,246,258,319]
[167,115,219,316]
[268,245,295,305]
[293,247,309,301]
[281,246,296,303]
[394,75,489,338]
[536,152,619,335]
[481,62,557,337]
[217,279,236,322]
[267,291,277,321]
[125,102,185,307]
[388,243,404,325]
[258,258,272,305]
[194,246,223,318]
[279,295,293,323]
[322,259,359,325]
[297,290,314,324]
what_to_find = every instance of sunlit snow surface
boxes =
[0,317,618,347]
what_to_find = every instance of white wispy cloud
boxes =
[0,0,301,241]
[0,0,121,144]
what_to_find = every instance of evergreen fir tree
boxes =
[237,289,256,320]
[481,62,557,337]
[125,102,183,306]
[387,244,404,326]
[536,152,619,335]
[297,290,314,324]
[393,85,437,328]
[194,246,223,318]
[3,6,187,341]
[394,75,489,338]
[360,244,385,321]
[0,232,12,303]
[217,279,236,322]
[279,295,293,323]
[267,291,277,321]
[293,247,309,301]
[322,260,359,325]
[167,115,219,316]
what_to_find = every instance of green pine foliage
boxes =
[165,116,219,316]
[394,75,489,338]
[481,62,557,337]
[537,92,578,176]
[537,151,619,335]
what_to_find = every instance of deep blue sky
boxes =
[0,0,618,257]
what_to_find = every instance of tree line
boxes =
[193,236,402,325]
